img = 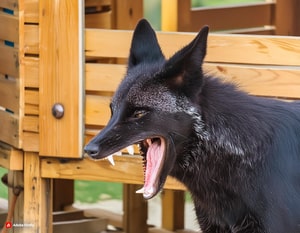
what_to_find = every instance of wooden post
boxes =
[39,0,84,158]
[161,189,185,231]
[123,184,148,233]
[23,152,52,233]
[112,0,143,29]
[161,0,178,31]
[276,0,300,36]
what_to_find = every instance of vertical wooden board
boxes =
[0,12,19,43]
[24,56,39,88]
[24,152,53,233]
[39,0,84,158]
[114,0,143,29]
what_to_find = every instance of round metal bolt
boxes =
[52,103,64,119]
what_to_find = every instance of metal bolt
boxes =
[52,103,64,119]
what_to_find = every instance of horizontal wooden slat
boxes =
[0,76,19,113]
[85,0,111,7]
[0,0,19,11]
[24,89,39,115]
[0,110,19,148]
[85,63,300,100]
[24,57,39,88]
[0,11,19,43]
[85,29,300,66]
[0,142,23,170]
[190,3,275,32]
[85,11,111,29]
[205,64,300,99]
[24,24,39,54]
[85,95,111,126]
[85,63,125,92]
[24,0,39,23]
[0,44,19,77]
[41,156,186,190]
[23,116,39,133]
[22,131,39,152]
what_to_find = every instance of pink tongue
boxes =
[144,140,164,198]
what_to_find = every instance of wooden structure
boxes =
[1,0,300,232]
[162,0,300,36]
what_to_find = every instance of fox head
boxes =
[84,19,209,199]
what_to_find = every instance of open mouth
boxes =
[136,137,166,199]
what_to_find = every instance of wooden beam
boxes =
[40,156,186,190]
[161,190,185,231]
[123,184,148,233]
[23,152,53,233]
[276,0,300,36]
[39,0,84,158]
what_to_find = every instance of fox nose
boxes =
[84,143,99,157]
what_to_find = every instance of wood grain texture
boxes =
[0,0,19,11]
[0,11,19,43]
[0,110,19,148]
[0,142,23,170]
[0,76,19,113]
[85,29,300,66]
[24,0,39,23]
[39,0,84,158]
[0,44,19,78]
[41,156,186,190]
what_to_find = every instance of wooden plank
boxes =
[123,184,148,233]
[190,2,276,32]
[40,156,186,190]
[85,0,111,7]
[24,57,39,88]
[23,116,39,132]
[24,0,39,23]
[39,0,84,158]
[161,0,178,31]
[53,218,107,233]
[205,64,300,99]
[161,190,185,231]
[86,64,125,92]
[0,142,23,170]
[0,11,19,43]
[85,29,300,66]
[0,44,19,78]
[22,131,39,152]
[0,0,19,11]
[85,95,111,126]
[0,75,19,113]
[276,0,300,36]
[24,24,39,54]
[0,110,19,148]
[85,11,112,29]
[85,63,300,99]
[24,152,53,233]
[113,0,143,29]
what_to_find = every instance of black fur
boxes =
[85,19,300,233]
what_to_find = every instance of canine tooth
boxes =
[146,139,152,146]
[107,155,115,166]
[126,146,134,155]
[135,187,144,194]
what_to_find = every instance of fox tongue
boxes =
[143,139,165,199]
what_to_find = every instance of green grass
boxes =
[0,168,8,199]
[75,180,123,203]
[192,0,265,7]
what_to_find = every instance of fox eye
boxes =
[132,109,148,119]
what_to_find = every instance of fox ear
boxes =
[128,19,164,68]
[163,26,209,98]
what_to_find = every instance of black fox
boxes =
[85,19,300,232]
